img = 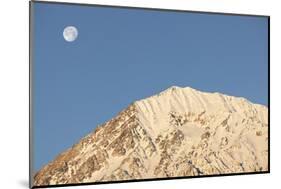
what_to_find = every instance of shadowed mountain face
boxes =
[33,86,268,186]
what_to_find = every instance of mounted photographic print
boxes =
[29,1,270,188]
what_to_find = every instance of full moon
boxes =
[63,26,78,42]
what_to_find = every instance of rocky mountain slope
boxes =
[33,86,268,186]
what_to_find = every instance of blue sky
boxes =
[32,2,268,171]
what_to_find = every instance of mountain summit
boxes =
[34,86,268,186]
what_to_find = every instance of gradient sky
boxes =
[32,2,268,171]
